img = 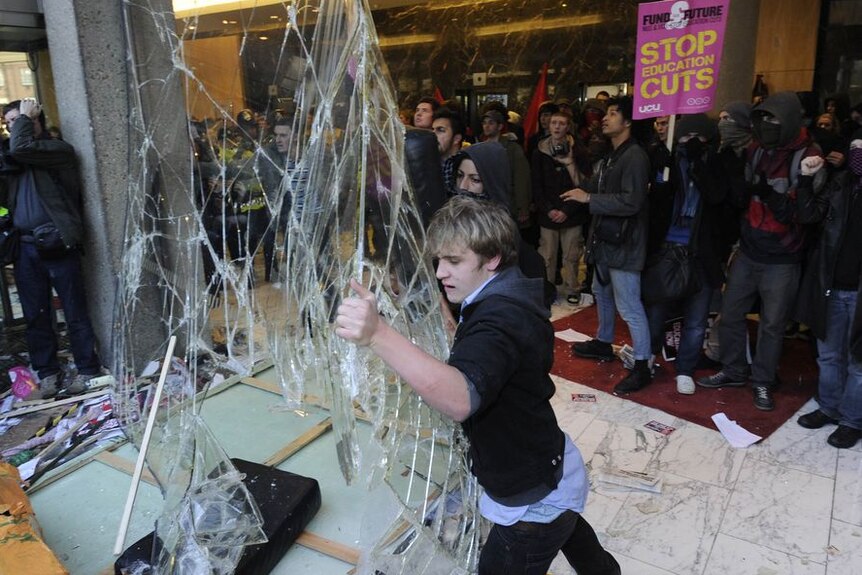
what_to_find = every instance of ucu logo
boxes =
[639,104,663,113]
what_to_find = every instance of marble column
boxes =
[713,0,761,113]
[42,1,199,370]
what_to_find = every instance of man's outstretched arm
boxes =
[335,279,472,422]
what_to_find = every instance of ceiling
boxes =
[0,0,46,53]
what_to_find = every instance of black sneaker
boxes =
[797,409,839,429]
[827,425,862,449]
[753,385,774,411]
[572,339,615,361]
[614,361,652,395]
[696,371,747,389]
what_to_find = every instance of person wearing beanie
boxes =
[793,129,862,449]
[698,92,825,412]
[480,104,532,229]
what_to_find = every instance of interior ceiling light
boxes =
[474,13,603,37]
[173,0,293,18]
[427,0,505,10]
[378,33,438,48]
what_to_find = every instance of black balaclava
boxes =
[751,91,804,150]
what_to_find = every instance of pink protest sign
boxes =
[633,0,730,119]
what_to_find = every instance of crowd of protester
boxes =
[402,89,862,451]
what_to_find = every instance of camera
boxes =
[551,140,570,157]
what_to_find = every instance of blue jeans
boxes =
[719,251,800,385]
[593,268,652,360]
[816,290,862,430]
[13,242,101,379]
[646,263,712,376]
[478,510,620,575]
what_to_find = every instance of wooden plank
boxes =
[95,451,159,487]
[296,532,361,565]
[242,376,282,395]
[1,389,110,419]
[25,441,123,495]
[263,417,333,467]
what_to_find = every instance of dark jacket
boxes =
[449,265,564,502]
[794,171,856,340]
[584,137,651,271]
[0,116,84,248]
[648,141,735,288]
[531,135,590,229]
[741,93,824,263]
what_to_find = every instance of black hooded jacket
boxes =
[454,142,552,306]
[0,116,84,249]
[449,265,565,503]
[741,92,824,263]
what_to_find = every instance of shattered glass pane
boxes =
[116,0,479,572]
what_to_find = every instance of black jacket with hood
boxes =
[741,92,824,264]
[448,265,565,503]
[0,115,84,249]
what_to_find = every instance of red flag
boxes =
[522,63,549,149]
[433,86,445,105]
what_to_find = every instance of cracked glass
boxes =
[116,0,479,572]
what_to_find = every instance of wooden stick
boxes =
[0,389,109,419]
[662,114,677,182]
[112,335,177,556]
[95,451,159,487]
[242,376,282,395]
[295,532,361,565]
[263,417,333,467]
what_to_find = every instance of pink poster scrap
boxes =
[633,0,731,119]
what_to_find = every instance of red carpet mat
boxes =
[551,306,818,440]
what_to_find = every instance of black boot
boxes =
[614,359,652,395]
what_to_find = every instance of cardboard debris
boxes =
[0,462,68,574]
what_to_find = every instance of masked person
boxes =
[643,115,731,395]
[697,92,825,411]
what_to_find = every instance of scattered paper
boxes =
[17,457,39,481]
[0,417,22,434]
[140,360,160,377]
[712,412,762,448]
[0,395,15,414]
[595,467,663,493]
[555,328,591,343]
[571,393,596,402]
[645,420,676,436]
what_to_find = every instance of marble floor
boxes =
[546,304,862,575]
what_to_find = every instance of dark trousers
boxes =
[478,510,621,575]
[14,242,100,379]
[719,251,800,385]
[647,263,712,376]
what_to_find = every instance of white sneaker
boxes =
[676,375,695,395]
